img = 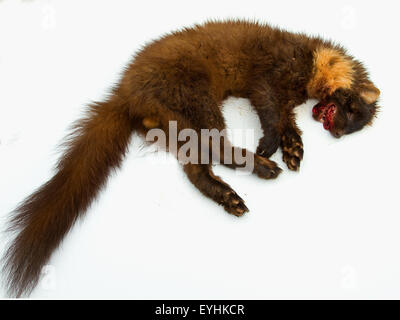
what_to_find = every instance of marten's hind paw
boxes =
[222,190,249,217]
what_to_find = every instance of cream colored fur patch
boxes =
[307,47,354,99]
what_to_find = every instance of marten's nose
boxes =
[332,130,344,138]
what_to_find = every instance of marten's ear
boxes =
[360,83,380,104]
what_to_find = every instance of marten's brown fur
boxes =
[2,20,380,297]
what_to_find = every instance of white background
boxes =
[0,0,399,299]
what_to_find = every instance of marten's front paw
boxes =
[281,131,303,171]
[256,135,280,159]
[254,155,282,179]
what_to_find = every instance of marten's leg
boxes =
[249,81,304,171]
[248,81,282,159]
[215,140,281,179]
[184,163,248,216]
[280,110,303,171]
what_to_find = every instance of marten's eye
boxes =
[348,101,358,112]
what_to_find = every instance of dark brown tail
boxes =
[2,97,133,297]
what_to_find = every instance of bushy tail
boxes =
[2,98,133,297]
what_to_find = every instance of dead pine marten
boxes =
[2,20,380,297]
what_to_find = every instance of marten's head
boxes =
[307,47,380,138]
